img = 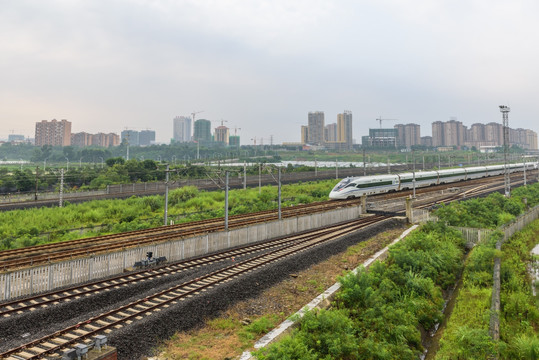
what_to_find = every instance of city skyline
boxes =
[2,2,539,143]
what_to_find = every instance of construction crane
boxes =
[231,126,241,136]
[376,117,398,128]
[210,119,229,127]
[191,110,204,122]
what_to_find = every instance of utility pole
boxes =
[500,105,511,197]
[225,171,229,230]
[258,163,261,194]
[278,167,282,220]
[34,166,39,201]
[363,149,366,176]
[124,131,130,161]
[412,150,416,199]
[335,159,339,179]
[164,164,170,226]
[59,169,64,208]
[523,157,527,186]
[243,161,247,190]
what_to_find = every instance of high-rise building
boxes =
[139,130,155,146]
[394,123,420,149]
[229,135,240,148]
[308,111,325,146]
[214,126,229,145]
[71,132,92,147]
[194,119,212,144]
[431,119,537,150]
[8,134,25,142]
[337,110,353,149]
[325,123,337,142]
[72,132,119,147]
[468,123,485,143]
[35,119,72,146]
[431,119,465,148]
[121,130,139,146]
[173,116,192,143]
[443,119,465,147]
[485,122,503,145]
[362,128,398,148]
[431,121,444,147]
[92,133,120,147]
[300,125,309,144]
[525,129,538,149]
[421,136,433,147]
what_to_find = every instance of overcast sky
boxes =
[1,0,539,144]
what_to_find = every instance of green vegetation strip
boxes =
[0,181,336,250]
[253,183,539,360]
[436,221,539,359]
[253,222,467,359]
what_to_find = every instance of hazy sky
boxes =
[2,0,539,144]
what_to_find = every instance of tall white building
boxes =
[173,116,192,143]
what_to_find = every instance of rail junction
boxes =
[0,171,535,359]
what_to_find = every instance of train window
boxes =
[333,178,352,191]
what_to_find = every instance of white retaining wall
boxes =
[0,205,361,301]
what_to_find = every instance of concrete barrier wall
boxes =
[0,204,362,301]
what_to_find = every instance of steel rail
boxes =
[0,217,372,317]
[0,215,386,359]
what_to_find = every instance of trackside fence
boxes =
[451,227,495,249]
[0,205,363,301]
[489,204,539,341]
[411,208,437,225]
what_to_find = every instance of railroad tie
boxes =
[16,350,37,358]
[50,337,70,344]
[41,341,59,348]
[84,324,100,331]
[28,346,48,354]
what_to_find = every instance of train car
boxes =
[436,168,467,184]
[464,166,488,180]
[329,162,536,200]
[398,170,439,190]
[329,174,399,199]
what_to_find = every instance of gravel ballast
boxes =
[0,217,404,359]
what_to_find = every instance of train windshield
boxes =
[332,177,353,191]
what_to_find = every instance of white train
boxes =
[329,163,536,200]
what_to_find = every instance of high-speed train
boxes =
[329,163,536,200]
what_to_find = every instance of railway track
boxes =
[0,217,373,318]
[2,172,533,271]
[0,215,386,359]
[0,199,360,271]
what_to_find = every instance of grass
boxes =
[0,180,337,250]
